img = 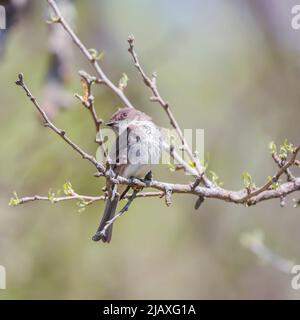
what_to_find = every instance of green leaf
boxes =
[209,171,223,187]
[279,139,293,160]
[46,14,60,24]
[188,160,196,168]
[200,152,210,170]
[76,199,89,213]
[269,141,277,155]
[118,73,129,91]
[48,189,56,204]
[88,48,104,61]
[63,182,74,196]
[8,191,21,207]
[242,171,255,189]
[267,176,281,190]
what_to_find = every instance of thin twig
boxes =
[47,0,135,109]
[240,230,295,274]
[127,35,212,187]
[272,152,294,181]
[162,141,198,177]
[16,191,164,206]
[75,71,101,132]
[242,146,300,202]
[15,73,105,173]
[75,70,111,164]
[92,190,139,241]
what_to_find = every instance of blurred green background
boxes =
[1,0,300,299]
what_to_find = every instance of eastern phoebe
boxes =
[93,107,161,243]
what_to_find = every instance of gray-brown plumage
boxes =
[93,108,161,243]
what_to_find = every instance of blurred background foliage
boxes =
[0,0,300,299]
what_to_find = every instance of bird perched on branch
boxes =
[93,107,162,243]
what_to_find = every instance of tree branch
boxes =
[74,70,111,165]
[240,230,295,274]
[15,73,105,173]
[242,146,300,202]
[47,0,135,110]
[92,189,139,241]
[15,191,164,206]
[127,35,212,188]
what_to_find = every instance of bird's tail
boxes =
[92,195,119,243]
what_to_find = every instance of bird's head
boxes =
[106,107,152,133]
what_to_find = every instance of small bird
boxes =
[93,107,161,243]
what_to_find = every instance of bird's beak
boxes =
[106,120,116,127]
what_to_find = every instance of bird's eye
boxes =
[121,112,128,119]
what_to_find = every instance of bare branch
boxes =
[75,70,102,132]
[95,173,300,205]
[240,230,295,274]
[127,35,212,188]
[46,0,135,110]
[15,191,164,206]
[74,70,111,165]
[92,190,139,241]
[162,141,198,177]
[15,73,105,173]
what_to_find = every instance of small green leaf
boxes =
[209,171,223,187]
[242,171,255,189]
[8,191,21,207]
[63,182,74,196]
[200,152,210,170]
[210,171,218,181]
[188,160,196,168]
[267,176,281,190]
[46,14,60,24]
[279,139,293,160]
[118,73,129,91]
[76,199,89,213]
[269,141,277,155]
[88,48,104,61]
[48,189,56,204]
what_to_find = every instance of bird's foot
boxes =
[130,170,153,191]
